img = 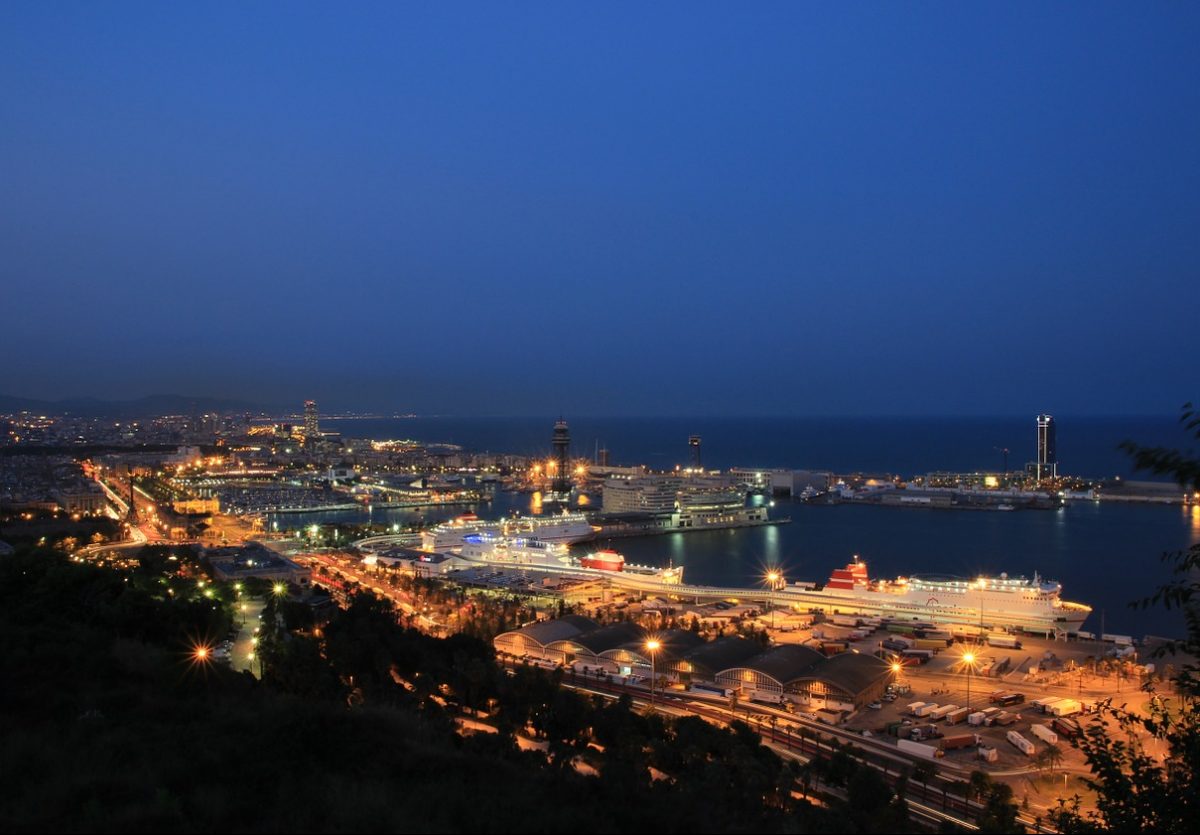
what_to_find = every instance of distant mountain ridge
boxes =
[0,393,270,417]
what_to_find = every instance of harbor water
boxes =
[271,416,1200,638]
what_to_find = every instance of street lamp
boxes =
[962,651,977,711]
[646,638,661,712]
[765,570,781,630]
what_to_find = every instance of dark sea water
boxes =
[282,415,1200,638]
[324,414,1189,479]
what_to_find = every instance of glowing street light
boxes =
[961,650,977,711]
[765,570,782,629]
[646,638,662,712]
[273,582,286,596]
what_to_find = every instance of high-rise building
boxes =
[1036,414,1057,480]
[689,435,702,469]
[551,418,571,495]
[304,400,319,443]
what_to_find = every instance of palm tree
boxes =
[968,769,992,804]
[1040,743,1064,775]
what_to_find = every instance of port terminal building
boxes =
[728,469,833,496]
[206,542,312,586]
[495,618,891,713]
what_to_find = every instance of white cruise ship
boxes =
[421,511,596,552]
[781,559,1091,635]
[456,533,684,582]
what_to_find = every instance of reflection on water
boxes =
[266,492,1198,637]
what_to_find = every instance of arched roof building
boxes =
[672,636,765,681]
[601,628,707,673]
[715,644,825,702]
[493,615,598,660]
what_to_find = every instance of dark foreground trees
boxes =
[1049,403,1200,833]
[0,545,918,833]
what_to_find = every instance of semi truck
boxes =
[1052,717,1082,738]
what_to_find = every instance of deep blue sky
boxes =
[2,3,1197,416]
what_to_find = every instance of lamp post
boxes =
[963,651,976,712]
[646,638,661,712]
[766,570,781,630]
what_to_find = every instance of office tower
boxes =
[689,435,702,469]
[1036,414,1057,480]
[304,400,319,442]
[551,418,571,494]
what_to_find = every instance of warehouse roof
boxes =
[733,644,824,684]
[508,615,598,647]
[563,621,646,653]
[797,652,892,693]
[679,636,764,674]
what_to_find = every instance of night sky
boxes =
[2,3,1197,416]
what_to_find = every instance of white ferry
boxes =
[783,559,1091,635]
[421,511,596,551]
[456,534,682,582]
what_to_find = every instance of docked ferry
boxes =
[783,559,1091,635]
[421,511,596,551]
[456,534,682,582]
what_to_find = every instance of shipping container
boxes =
[1049,699,1082,717]
[913,703,940,717]
[977,745,999,763]
[992,711,1018,726]
[945,707,971,725]
[1031,724,1059,744]
[939,733,980,751]
[1007,730,1035,755]
[898,738,939,759]
[906,701,928,715]
[987,633,1023,649]
[913,638,949,652]
[929,704,960,720]
[966,711,988,726]
[1031,697,1062,713]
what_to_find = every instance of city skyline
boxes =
[3,3,1198,416]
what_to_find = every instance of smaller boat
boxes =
[579,549,625,571]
